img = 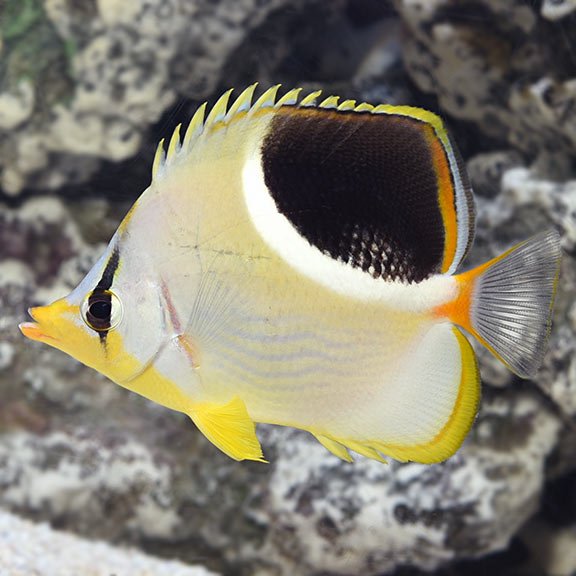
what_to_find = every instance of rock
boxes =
[541,0,576,21]
[470,167,576,413]
[0,0,342,194]
[0,391,561,576]
[394,0,576,177]
[466,151,524,199]
[252,390,561,575]
[0,508,219,576]
[0,431,182,541]
[1,2,576,575]
[522,521,576,576]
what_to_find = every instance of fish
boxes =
[19,85,562,464]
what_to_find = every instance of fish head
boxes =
[19,240,167,385]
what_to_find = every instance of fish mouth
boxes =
[19,307,58,343]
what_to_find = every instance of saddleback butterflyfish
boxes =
[20,85,562,464]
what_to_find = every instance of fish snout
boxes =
[19,301,73,343]
[19,307,52,343]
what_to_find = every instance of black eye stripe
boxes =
[96,246,120,292]
[90,245,120,344]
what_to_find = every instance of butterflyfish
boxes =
[20,85,562,464]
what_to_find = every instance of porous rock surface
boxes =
[0,0,341,194]
[0,508,219,576]
[0,192,570,575]
[1,1,576,576]
[394,0,576,177]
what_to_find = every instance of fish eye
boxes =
[81,290,123,332]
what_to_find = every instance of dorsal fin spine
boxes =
[337,99,356,111]
[226,84,258,119]
[205,88,233,128]
[275,88,302,107]
[249,85,281,115]
[319,95,340,109]
[166,123,182,162]
[152,138,166,180]
[182,102,207,151]
[154,86,427,183]
[299,90,322,107]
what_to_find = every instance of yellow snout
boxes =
[19,299,77,344]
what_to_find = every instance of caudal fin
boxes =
[458,229,561,378]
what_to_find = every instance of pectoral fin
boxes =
[190,397,267,462]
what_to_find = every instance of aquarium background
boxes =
[1,1,575,575]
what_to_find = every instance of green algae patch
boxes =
[0,0,75,110]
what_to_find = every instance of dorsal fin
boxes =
[150,87,475,276]
[152,84,309,181]
[155,86,461,183]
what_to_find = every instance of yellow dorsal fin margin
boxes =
[151,85,450,182]
[372,104,449,147]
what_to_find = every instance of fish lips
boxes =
[19,307,59,343]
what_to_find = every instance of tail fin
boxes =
[449,230,561,378]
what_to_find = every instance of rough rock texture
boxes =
[1,2,576,576]
[522,521,576,576]
[469,167,576,410]
[254,391,560,576]
[0,371,562,576]
[0,0,343,194]
[0,508,219,576]
[0,195,569,576]
[395,0,576,178]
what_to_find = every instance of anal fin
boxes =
[314,434,388,463]
[190,397,267,462]
[313,324,480,465]
[314,434,354,462]
[345,440,388,464]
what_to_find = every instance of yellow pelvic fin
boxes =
[314,434,354,462]
[190,397,267,462]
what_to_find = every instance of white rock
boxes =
[0,508,219,576]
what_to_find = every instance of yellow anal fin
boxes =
[312,327,479,465]
[315,434,389,464]
[314,434,354,462]
[345,440,388,464]
[190,397,267,462]
[372,327,480,464]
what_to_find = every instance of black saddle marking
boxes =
[261,107,448,283]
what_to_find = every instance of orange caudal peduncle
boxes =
[433,249,510,335]
[433,267,481,334]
